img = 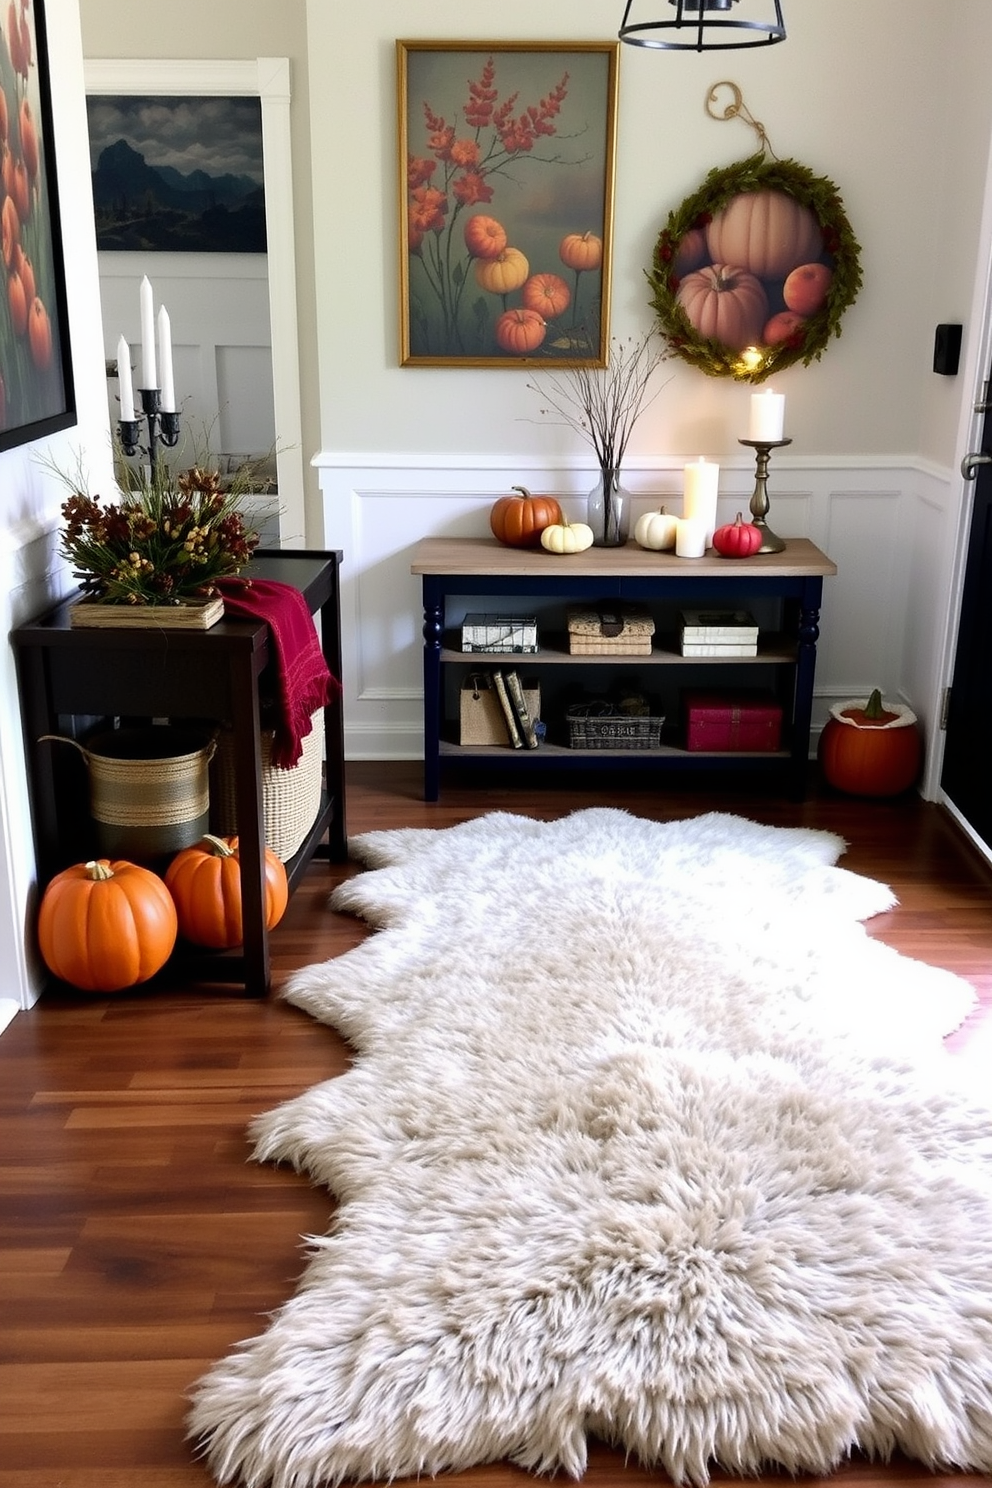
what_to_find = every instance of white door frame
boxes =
[83,57,306,549]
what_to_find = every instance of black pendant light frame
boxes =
[619,0,786,51]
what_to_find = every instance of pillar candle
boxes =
[116,335,135,421]
[675,517,706,558]
[683,456,720,544]
[139,275,157,390]
[157,306,175,412]
[749,388,785,442]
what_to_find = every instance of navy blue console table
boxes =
[411,536,836,802]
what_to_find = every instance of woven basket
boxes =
[40,726,217,861]
[566,703,665,750]
[212,709,324,862]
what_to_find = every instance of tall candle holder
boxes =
[738,436,791,554]
[118,387,180,479]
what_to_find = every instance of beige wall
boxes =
[77,0,323,534]
[305,0,992,467]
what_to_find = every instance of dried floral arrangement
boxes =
[51,451,264,606]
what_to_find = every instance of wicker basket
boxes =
[566,702,665,750]
[40,725,217,861]
[212,709,324,862]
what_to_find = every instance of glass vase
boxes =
[587,466,630,547]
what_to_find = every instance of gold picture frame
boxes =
[397,40,619,368]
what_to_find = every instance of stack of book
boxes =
[680,608,759,657]
[461,614,538,653]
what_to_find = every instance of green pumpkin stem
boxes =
[863,688,885,719]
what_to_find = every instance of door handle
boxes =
[960,450,992,479]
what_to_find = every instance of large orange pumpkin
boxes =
[165,834,288,949]
[818,690,922,797]
[38,859,178,992]
[559,231,602,272]
[522,272,571,319]
[494,306,546,355]
[676,264,769,351]
[489,485,563,547]
[705,189,822,281]
[474,246,529,295]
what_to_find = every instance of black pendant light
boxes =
[619,0,786,51]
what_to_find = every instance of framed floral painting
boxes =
[0,0,76,452]
[397,40,619,368]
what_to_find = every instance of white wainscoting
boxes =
[314,452,956,785]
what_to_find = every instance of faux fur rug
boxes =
[189,809,992,1488]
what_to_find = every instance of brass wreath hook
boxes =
[705,80,776,157]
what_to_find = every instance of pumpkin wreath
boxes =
[647,152,862,383]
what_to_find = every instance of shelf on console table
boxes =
[411,536,837,801]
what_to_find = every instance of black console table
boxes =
[412,536,836,801]
[11,549,346,997]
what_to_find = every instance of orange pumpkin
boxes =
[818,690,922,797]
[522,272,571,319]
[494,306,546,355]
[463,213,507,260]
[165,834,289,949]
[559,231,602,272]
[705,189,821,281]
[27,296,52,370]
[474,246,529,295]
[489,485,563,548]
[676,264,769,351]
[38,859,178,992]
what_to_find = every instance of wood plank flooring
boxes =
[1,762,990,1488]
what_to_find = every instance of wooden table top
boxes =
[411,536,837,579]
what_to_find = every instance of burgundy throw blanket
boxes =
[217,577,340,768]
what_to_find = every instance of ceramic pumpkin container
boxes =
[38,858,178,992]
[705,189,822,280]
[676,265,769,352]
[818,689,923,797]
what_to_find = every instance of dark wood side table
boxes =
[11,549,346,997]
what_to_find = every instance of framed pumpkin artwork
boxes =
[648,150,862,383]
[397,40,620,368]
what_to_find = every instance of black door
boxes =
[941,384,992,850]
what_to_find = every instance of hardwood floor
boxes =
[1,762,990,1488]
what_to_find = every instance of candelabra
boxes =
[738,436,791,554]
[118,387,180,479]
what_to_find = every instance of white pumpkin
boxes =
[540,519,594,554]
[634,506,678,552]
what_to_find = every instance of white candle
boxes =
[116,334,135,421]
[749,388,785,442]
[157,305,175,412]
[683,456,720,544]
[675,517,706,558]
[139,275,157,389]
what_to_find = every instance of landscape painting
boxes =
[86,94,266,252]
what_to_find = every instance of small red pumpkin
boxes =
[489,485,563,548]
[818,689,922,797]
[38,858,178,992]
[165,834,288,949]
[713,512,763,558]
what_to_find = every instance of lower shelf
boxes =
[440,739,792,764]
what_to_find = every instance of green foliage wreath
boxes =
[647,152,863,383]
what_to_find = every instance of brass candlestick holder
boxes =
[738,436,791,554]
